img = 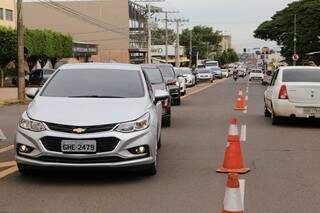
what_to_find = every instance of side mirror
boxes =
[154,90,170,104]
[26,88,39,99]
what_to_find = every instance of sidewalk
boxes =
[0,88,18,101]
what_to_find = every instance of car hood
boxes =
[27,96,149,126]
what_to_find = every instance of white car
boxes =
[249,69,264,81]
[175,67,196,87]
[264,66,320,125]
[196,69,214,83]
[174,68,187,96]
[221,69,229,78]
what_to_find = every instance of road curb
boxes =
[0,99,30,107]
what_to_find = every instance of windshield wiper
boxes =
[68,95,125,98]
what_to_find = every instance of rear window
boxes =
[158,66,175,79]
[251,70,262,73]
[198,69,210,74]
[282,69,320,82]
[143,68,164,84]
[41,69,145,98]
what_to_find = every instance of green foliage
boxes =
[254,0,320,65]
[0,27,73,70]
[180,25,222,60]
[151,28,176,45]
[217,48,239,65]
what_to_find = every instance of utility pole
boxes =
[293,14,297,66]
[189,31,192,68]
[168,18,189,68]
[161,11,179,63]
[17,0,25,101]
[135,0,165,64]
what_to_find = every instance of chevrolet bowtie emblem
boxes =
[72,128,86,134]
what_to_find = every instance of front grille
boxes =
[35,156,126,164]
[41,136,120,153]
[45,122,118,134]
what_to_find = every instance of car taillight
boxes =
[278,85,288,99]
[162,99,169,107]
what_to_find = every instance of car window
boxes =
[143,68,164,84]
[158,66,175,79]
[180,69,192,75]
[270,69,279,86]
[142,71,154,99]
[41,69,145,98]
[44,69,55,75]
[282,69,320,82]
[198,69,210,74]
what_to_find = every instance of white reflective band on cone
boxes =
[228,125,239,136]
[223,188,243,211]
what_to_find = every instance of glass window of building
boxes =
[5,9,13,21]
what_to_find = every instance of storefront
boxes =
[73,42,98,63]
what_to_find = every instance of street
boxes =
[1,78,320,212]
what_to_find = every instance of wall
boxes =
[0,0,16,29]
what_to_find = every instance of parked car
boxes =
[174,68,187,96]
[262,70,273,85]
[264,66,320,125]
[141,64,171,127]
[249,69,264,81]
[210,67,223,79]
[27,69,55,86]
[196,68,214,83]
[16,63,169,176]
[157,64,181,105]
[221,69,229,78]
[175,67,196,87]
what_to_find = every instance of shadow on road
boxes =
[15,168,152,185]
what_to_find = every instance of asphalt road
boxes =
[1,78,320,212]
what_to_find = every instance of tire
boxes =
[264,106,271,117]
[174,98,181,106]
[162,116,171,127]
[271,113,281,125]
[17,163,35,176]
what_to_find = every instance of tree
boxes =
[217,48,239,65]
[254,0,320,65]
[0,27,17,68]
[151,27,176,45]
[180,25,222,61]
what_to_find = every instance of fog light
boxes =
[19,145,28,153]
[128,145,149,155]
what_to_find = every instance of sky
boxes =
[150,0,296,52]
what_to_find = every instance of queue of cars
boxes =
[18,62,223,177]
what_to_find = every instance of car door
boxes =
[265,69,279,110]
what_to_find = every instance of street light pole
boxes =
[17,0,25,101]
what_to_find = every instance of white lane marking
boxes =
[243,109,247,114]
[239,179,246,209]
[0,129,7,141]
[0,166,18,179]
[240,125,247,142]
[0,161,16,168]
[245,95,248,101]
[0,145,14,154]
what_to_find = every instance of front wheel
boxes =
[174,98,181,106]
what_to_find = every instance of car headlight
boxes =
[116,113,150,133]
[19,117,46,132]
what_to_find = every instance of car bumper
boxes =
[15,127,157,168]
[273,100,320,118]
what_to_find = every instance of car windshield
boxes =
[179,69,192,75]
[282,69,320,82]
[43,69,55,75]
[41,69,145,98]
[143,68,164,84]
[252,70,262,73]
[198,69,210,74]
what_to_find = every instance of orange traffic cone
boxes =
[217,118,250,174]
[235,90,246,111]
[222,173,244,213]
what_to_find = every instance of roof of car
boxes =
[280,66,320,71]
[59,63,141,71]
[140,64,159,69]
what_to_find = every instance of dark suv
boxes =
[141,64,172,127]
[157,64,181,105]
[27,69,55,86]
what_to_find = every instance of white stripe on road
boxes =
[239,179,246,209]
[0,166,18,179]
[245,95,248,101]
[0,161,16,168]
[240,125,247,142]
[0,129,7,141]
[243,109,247,114]
[0,145,14,154]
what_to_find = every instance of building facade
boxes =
[0,0,16,28]
[23,0,131,63]
[220,34,232,51]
